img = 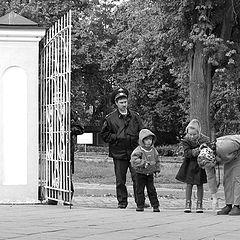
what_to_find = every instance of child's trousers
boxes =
[136,173,159,208]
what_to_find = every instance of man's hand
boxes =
[154,172,161,178]
[144,162,150,168]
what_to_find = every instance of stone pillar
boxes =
[0,12,45,203]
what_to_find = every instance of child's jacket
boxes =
[131,129,160,175]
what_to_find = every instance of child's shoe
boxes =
[196,200,203,213]
[184,200,191,213]
[153,207,160,212]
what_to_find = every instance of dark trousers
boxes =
[136,173,159,208]
[113,159,137,206]
[71,181,74,199]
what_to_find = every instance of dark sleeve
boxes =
[71,124,84,136]
[182,140,200,159]
[199,134,210,145]
[71,111,84,136]
[100,119,117,144]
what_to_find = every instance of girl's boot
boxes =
[196,200,203,213]
[184,200,192,213]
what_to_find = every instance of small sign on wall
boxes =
[77,133,93,144]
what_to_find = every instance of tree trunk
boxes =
[189,41,212,136]
[188,1,235,137]
[220,1,234,40]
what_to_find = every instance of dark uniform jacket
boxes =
[100,109,144,160]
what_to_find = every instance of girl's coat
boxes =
[176,133,209,185]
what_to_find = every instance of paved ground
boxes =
[73,182,226,210]
[2,183,240,240]
[0,203,239,240]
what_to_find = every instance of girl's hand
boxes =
[199,143,208,150]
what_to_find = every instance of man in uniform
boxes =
[100,87,144,208]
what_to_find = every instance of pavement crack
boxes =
[198,221,223,228]
[134,235,160,239]
[197,227,240,240]
[77,227,141,238]
[3,229,66,239]
[147,222,175,228]
[77,222,176,239]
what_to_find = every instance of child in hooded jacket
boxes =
[176,119,209,213]
[131,129,161,212]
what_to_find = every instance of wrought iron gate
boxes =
[39,11,72,205]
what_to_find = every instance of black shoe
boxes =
[153,207,160,212]
[184,200,192,213]
[196,201,203,213]
[63,202,73,206]
[144,203,150,208]
[217,205,232,215]
[136,207,144,212]
[229,206,240,216]
[118,204,127,209]
[47,199,58,205]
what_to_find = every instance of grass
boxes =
[72,157,185,189]
[73,160,116,185]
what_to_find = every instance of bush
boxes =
[76,144,184,157]
[76,144,109,153]
[156,144,183,157]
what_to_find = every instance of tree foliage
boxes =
[0,0,115,127]
[178,0,240,136]
[102,0,188,143]
[1,0,240,143]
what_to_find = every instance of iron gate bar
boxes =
[39,10,72,207]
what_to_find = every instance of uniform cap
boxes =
[111,87,129,104]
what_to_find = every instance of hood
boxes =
[186,119,201,134]
[139,129,156,147]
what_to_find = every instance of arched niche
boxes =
[0,66,27,185]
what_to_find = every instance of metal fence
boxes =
[39,11,72,205]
